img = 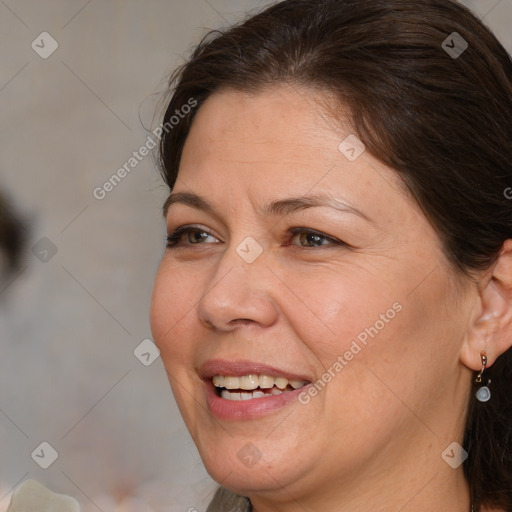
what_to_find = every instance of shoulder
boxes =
[206,486,251,512]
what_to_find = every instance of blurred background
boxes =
[0,0,510,511]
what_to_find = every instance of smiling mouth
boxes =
[213,374,309,401]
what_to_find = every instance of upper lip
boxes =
[198,359,313,382]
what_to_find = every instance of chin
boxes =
[196,432,316,496]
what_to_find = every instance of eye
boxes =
[288,228,344,248]
[165,226,347,250]
[166,226,220,248]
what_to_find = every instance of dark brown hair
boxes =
[0,190,24,277]
[158,0,512,508]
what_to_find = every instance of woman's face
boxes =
[150,86,474,504]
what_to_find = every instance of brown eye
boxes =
[186,230,210,244]
[297,232,327,247]
[288,228,343,248]
[166,226,219,248]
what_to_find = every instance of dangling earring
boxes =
[475,352,491,402]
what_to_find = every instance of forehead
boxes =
[184,86,341,161]
[179,87,355,190]
[175,86,413,223]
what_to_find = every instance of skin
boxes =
[150,85,512,512]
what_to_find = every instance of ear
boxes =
[460,239,512,370]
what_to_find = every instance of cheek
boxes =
[149,261,208,428]
[275,261,405,366]
[149,260,201,362]
[278,257,457,412]
[317,267,460,416]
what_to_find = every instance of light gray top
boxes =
[206,487,252,512]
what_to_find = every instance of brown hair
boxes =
[0,191,24,277]
[157,0,512,508]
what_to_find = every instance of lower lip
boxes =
[205,381,310,421]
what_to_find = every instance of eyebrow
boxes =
[163,191,372,223]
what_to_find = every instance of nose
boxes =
[196,246,279,332]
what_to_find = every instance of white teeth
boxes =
[221,389,266,401]
[240,374,259,390]
[274,377,288,390]
[221,389,240,400]
[213,375,302,390]
[212,373,308,401]
[213,375,224,387]
[223,376,240,389]
[258,375,275,389]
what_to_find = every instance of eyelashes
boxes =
[165,225,349,249]
[166,225,218,247]
[287,227,346,248]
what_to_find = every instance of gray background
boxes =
[0,1,510,511]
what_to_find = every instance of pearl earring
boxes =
[475,352,491,402]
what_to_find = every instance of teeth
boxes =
[213,375,224,387]
[240,374,259,390]
[221,389,266,401]
[221,390,241,400]
[213,374,308,400]
[213,374,307,390]
[290,379,306,389]
[259,375,274,389]
[223,376,240,389]
[274,377,288,390]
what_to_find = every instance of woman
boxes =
[150,0,512,510]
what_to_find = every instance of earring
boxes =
[475,352,491,402]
